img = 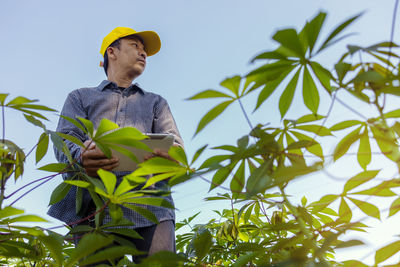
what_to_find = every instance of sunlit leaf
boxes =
[35,133,49,164]
[187,89,233,100]
[339,198,352,222]
[220,75,241,97]
[94,118,119,138]
[389,197,400,217]
[97,169,116,195]
[330,120,362,131]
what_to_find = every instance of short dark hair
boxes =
[103,39,121,75]
[102,35,145,76]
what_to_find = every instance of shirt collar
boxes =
[97,80,145,94]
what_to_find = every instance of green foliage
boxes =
[1,8,400,267]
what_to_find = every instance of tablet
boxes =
[111,133,175,172]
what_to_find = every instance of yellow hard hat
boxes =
[100,27,161,57]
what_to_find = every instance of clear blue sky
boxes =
[1,0,398,264]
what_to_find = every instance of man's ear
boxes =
[107,47,117,60]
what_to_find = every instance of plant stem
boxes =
[238,98,253,130]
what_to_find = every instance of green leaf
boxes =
[123,204,159,224]
[133,157,183,176]
[348,197,380,220]
[341,260,369,267]
[60,115,87,134]
[290,131,323,159]
[106,228,142,239]
[251,50,287,61]
[310,61,332,92]
[191,144,208,165]
[333,126,362,161]
[303,66,320,114]
[49,182,72,205]
[352,70,385,83]
[65,233,113,267]
[246,160,272,196]
[304,12,326,54]
[335,239,364,249]
[210,166,232,191]
[296,114,324,124]
[77,117,94,136]
[8,215,48,223]
[254,67,293,111]
[38,233,64,265]
[370,125,399,161]
[168,145,188,165]
[56,132,85,148]
[375,240,400,264]
[279,68,301,118]
[339,198,352,222]
[24,114,45,128]
[334,62,352,82]
[318,12,362,53]
[35,133,49,164]
[220,75,241,97]
[64,180,91,188]
[385,108,400,118]
[194,100,234,135]
[295,124,332,136]
[273,29,305,58]
[193,229,212,259]
[286,140,317,150]
[187,89,233,100]
[343,170,379,193]
[357,128,371,169]
[330,120,362,131]
[6,96,35,105]
[123,197,174,209]
[389,197,400,217]
[352,187,396,197]
[230,160,245,196]
[80,246,141,266]
[0,206,24,219]
[273,162,320,186]
[94,118,120,138]
[97,169,116,195]
[114,178,135,196]
[0,93,8,105]
[38,163,69,172]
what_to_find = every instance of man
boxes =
[48,27,183,262]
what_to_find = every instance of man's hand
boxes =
[81,140,119,177]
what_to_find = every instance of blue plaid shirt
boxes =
[47,80,183,228]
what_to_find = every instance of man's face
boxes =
[111,35,147,78]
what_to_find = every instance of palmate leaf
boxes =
[194,100,234,136]
[94,118,119,138]
[49,182,71,205]
[246,159,273,196]
[370,124,400,162]
[330,120,363,131]
[279,68,301,118]
[295,124,332,136]
[303,66,320,114]
[230,160,245,196]
[191,144,208,165]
